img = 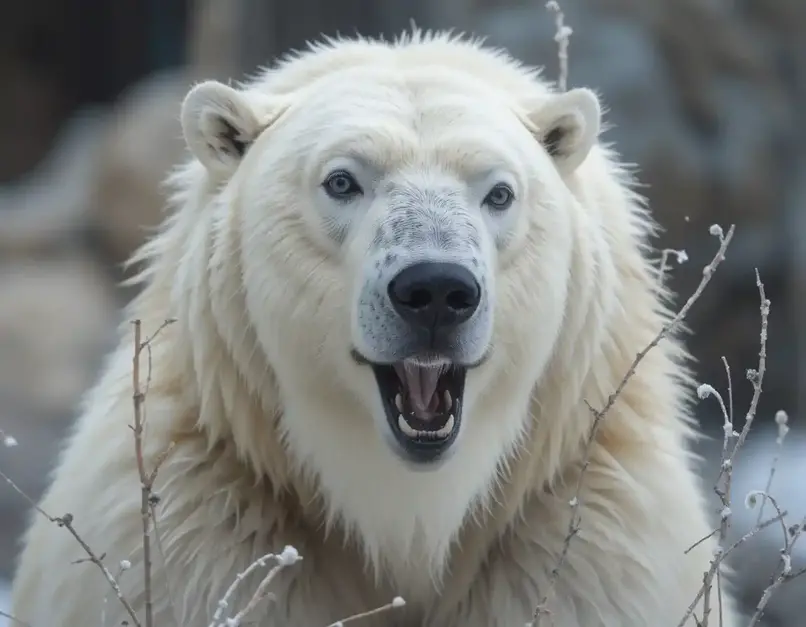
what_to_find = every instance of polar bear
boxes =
[9,31,737,627]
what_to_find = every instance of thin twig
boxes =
[678,495,785,627]
[754,410,790,526]
[532,225,735,625]
[747,515,806,626]
[716,269,769,482]
[693,375,731,627]
[785,565,806,582]
[57,513,143,626]
[685,510,787,556]
[0,467,142,627]
[132,320,154,627]
[208,545,406,627]
[101,560,132,627]
[208,546,302,627]
[599,225,735,429]
[545,1,572,91]
[658,248,689,287]
[678,267,771,627]
[130,318,177,627]
[142,318,177,399]
[721,357,733,435]
[326,596,407,626]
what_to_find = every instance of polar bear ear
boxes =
[527,88,601,176]
[180,80,265,177]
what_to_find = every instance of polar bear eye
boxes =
[323,170,363,201]
[483,183,515,211]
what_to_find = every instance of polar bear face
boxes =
[180,58,601,473]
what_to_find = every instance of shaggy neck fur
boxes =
[125,141,695,604]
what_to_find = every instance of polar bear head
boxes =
[172,33,606,577]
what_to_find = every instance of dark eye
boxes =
[483,183,515,211]
[323,170,363,200]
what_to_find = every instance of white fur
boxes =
[10,31,737,627]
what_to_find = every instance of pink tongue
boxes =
[395,361,442,420]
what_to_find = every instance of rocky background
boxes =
[0,0,803,625]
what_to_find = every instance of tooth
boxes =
[398,414,419,438]
[434,415,455,439]
[443,390,452,410]
[397,413,456,441]
[395,394,403,412]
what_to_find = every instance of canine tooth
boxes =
[443,390,452,410]
[398,414,419,438]
[395,394,403,412]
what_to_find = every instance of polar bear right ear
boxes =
[180,80,265,177]
[525,88,602,176]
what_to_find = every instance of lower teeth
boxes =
[397,414,455,440]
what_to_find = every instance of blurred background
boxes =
[0,0,803,625]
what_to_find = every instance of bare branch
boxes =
[208,546,302,627]
[658,247,689,287]
[532,225,735,625]
[747,515,806,625]
[0,468,141,626]
[130,317,177,627]
[678,269,774,627]
[56,513,142,627]
[754,410,790,526]
[325,596,407,626]
[685,510,787,556]
[545,1,572,92]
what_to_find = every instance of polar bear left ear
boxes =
[526,88,601,176]
[180,80,265,177]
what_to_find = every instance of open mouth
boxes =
[371,358,466,463]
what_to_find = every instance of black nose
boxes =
[388,262,481,330]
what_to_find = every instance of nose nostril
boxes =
[446,290,474,312]
[403,288,432,310]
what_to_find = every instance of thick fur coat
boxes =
[11,32,736,626]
